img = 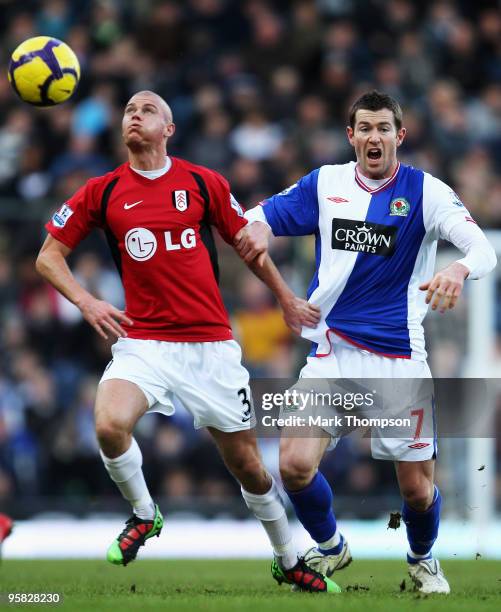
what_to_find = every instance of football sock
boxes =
[318,529,342,554]
[241,477,297,570]
[402,485,441,564]
[285,471,337,545]
[100,438,156,520]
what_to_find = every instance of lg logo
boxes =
[125,227,197,261]
[125,228,157,261]
[165,228,196,251]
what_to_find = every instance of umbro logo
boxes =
[124,200,143,210]
[408,442,430,449]
[327,196,349,203]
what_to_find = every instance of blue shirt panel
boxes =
[262,169,320,236]
[326,165,426,357]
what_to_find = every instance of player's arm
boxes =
[36,234,133,339]
[235,171,320,265]
[420,223,496,313]
[234,173,322,331]
[234,209,271,266]
[206,170,320,332]
[241,250,320,335]
[419,261,469,313]
[419,177,497,313]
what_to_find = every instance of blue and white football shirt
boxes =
[253,162,477,360]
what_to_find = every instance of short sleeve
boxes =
[205,171,247,244]
[261,169,320,236]
[423,174,477,241]
[45,178,103,249]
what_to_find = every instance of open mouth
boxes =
[367,148,382,160]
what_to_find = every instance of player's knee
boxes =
[401,482,434,511]
[95,417,128,453]
[279,454,316,490]
[228,454,264,486]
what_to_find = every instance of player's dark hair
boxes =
[349,90,403,130]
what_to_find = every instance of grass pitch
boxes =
[1,559,500,611]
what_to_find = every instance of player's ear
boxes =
[346,126,355,146]
[396,126,406,147]
[165,122,176,139]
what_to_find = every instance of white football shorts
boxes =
[294,336,437,461]
[100,338,255,432]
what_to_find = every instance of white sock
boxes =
[318,527,341,551]
[100,438,155,520]
[408,548,432,561]
[241,477,297,570]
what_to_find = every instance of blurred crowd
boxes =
[0,0,500,516]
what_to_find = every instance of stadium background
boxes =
[0,0,500,559]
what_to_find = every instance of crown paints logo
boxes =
[331,219,397,256]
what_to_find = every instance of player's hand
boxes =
[419,262,469,313]
[77,295,133,339]
[234,221,271,266]
[281,296,321,335]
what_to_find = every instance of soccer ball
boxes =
[8,36,80,107]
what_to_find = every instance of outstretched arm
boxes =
[234,218,271,266]
[36,234,133,339]
[419,261,469,313]
[235,241,320,334]
[419,222,497,313]
[234,196,321,333]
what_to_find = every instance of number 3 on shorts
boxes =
[238,387,252,423]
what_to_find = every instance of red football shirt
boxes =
[45,157,247,342]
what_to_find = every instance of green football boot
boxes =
[107,504,163,566]
[271,556,342,593]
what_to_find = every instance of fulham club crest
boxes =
[172,190,189,212]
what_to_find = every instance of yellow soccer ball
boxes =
[8,36,80,106]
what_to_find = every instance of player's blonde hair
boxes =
[127,90,173,123]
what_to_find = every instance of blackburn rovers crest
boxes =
[389,197,410,216]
